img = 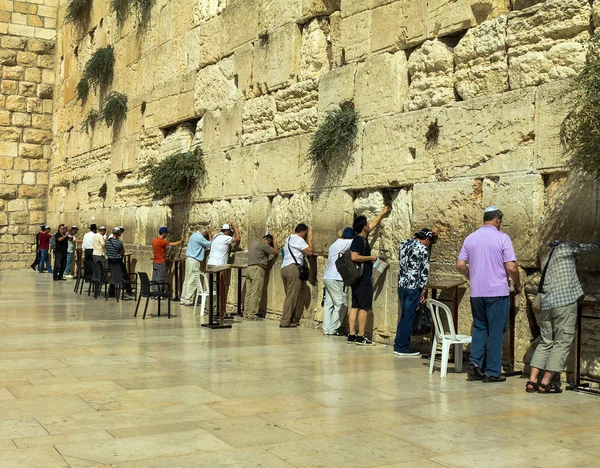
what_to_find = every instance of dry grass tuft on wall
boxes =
[309,105,358,167]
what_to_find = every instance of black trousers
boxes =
[84,249,93,277]
[31,249,40,269]
[53,250,67,280]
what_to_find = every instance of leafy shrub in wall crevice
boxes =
[111,0,154,29]
[100,92,128,127]
[309,104,358,167]
[76,47,115,104]
[65,0,93,27]
[140,148,205,201]
[81,109,99,134]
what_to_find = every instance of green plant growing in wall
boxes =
[98,182,108,199]
[308,104,358,166]
[81,109,99,134]
[140,148,205,201]
[111,0,154,29]
[65,0,93,27]
[111,0,129,27]
[560,34,600,178]
[100,92,128,127]
[76,47,115,104]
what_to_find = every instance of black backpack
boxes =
[335,237,366,286]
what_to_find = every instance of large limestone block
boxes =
[355,51,408,119]
[361,109,437,187]
[318,64,356,114]
[506,0,591,89]
[270,193,313,239]
[220,101,243,149]
[233,43,254,97]
[412,180,483,264]
[455,16,509,100]
[254,137,304,194]
[254,23,302,91]
[433,88,536,179]
[310,190,354,255]
[194,64,241,117]
[246,196,272,247]
[274,79,318,138]
[160,123,194,159]
[299,18,331,81]
[221,0,258,55]
[483,175,544,268]
[202,110,221,154]
[259,0,340,32]
[405,40,455,112]
[197,16,223,68]
[427,0,510,38]
[242,95,277,146]
[534,80,573,171]
[194,0,227,23]
[340,10,371,63]
[371,0,427,52]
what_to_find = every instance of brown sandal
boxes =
[537,383,562,394]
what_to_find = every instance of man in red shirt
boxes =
[38,226,53,273]
[151,227,181,287]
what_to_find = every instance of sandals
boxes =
[525,381,538,393]
[537,383,562,394]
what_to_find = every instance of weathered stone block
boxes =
[311,189,354,254]
[427,0,510,38]
[355,51,408,119]
[37,83,52,98]
[13,157,28,170]
[220,101,243,149]
[0,186,17,200]
[318,64,356,114]
[221,0,258,55]
[11,112,31,127]
[23,128,52,144]
[2,65,23,80]
[1,36,27,50]
[340,10,371,62]
[455,15,509,100]
[483,175,544,268]
[254,23,302,91]
[242,95,277,146]
[371,0,427,52]
[197,16,223,68]
[0,50,17,66]
[16,51,36,66]
[507,0,591,89]
[0,110,11,126]
[0,126,21,141]
[19,81,36,97]
[413,180,483,264]
[160,123,194,159]
[274,79,318,138]
[299,17,330,81]
[22,171,35,185]
[233,43,254,97]
[361,109,437,187]
[1,79,18,94]
[433,88,536,179]
[202,110,221,154]
[27,38,54,54]
[405,40,455,112]
[194,64,241,116]
[0,157,13,169]
[340,0,372,18]
[0,142,17,157]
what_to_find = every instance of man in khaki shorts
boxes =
[244,234,278,320]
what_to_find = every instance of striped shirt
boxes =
[541,240,600,310]
[105,237,124,260]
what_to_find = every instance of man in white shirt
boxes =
[322,228,355,336]
[92,226,107,264]
[82,224,97,277]
[280,223,313,328]
[207,223,240,266]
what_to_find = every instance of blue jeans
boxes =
[470,296,510,377]
[394,287,422,352]
[65,252,74,276]
[38,250,53,273]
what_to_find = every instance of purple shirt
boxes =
[458,225,516,297]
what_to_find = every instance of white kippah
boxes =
[484,206,499,213]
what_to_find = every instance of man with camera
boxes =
[53,224,69,281]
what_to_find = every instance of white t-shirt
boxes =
[207,233,234,266]
[92,233,105,256]
[281,234,309,269]
[323,238,353,281]
[82,231,95,250]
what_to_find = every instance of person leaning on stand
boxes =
[151,227,182,286]
[456,206,521,383]
[393,228,438,356]
[180,227,212,307]
[245,233,278,321]
[322,227,355,336]
[207,223,240,267]
[525,229,600,394]
[280,224,313,328]
[92,226,107,265]
[53,224,69,281]
[347,206,391,346]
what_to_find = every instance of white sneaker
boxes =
[393,350,420,356]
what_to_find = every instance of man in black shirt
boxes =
[53,224,69,281]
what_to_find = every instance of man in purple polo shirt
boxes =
[456,206,522,383]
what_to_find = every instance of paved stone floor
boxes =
[1,270,600,467]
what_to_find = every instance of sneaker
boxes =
[355,335,375,346]
[347,334,356,344]
[393,350,420,356]
[64,274,72,278]
[482,373,507,383]
[467,362,484,381]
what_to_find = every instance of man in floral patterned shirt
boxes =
[393,228,438,356]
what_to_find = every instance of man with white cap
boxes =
[93,226,107,265]
[207,223,240,267]
[64,226,82,277]
[456,206,521,383]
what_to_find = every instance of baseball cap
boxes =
[415,228,436,240]
[342,227,355,239]
[159,227,169,234]
[221,224,231,231]
[484,205,500,213]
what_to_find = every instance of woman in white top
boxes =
[280,223,313,327]
[322,228,355,336]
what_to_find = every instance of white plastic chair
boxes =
[427,299,472,379]
[193,272,210,316]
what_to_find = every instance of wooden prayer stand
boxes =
[167,258,184,301]
[230,264,247,317]
[202,265,233,329]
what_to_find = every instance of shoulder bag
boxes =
[288,238,309,281]
[532,247,557,313]
[335,237,367,287]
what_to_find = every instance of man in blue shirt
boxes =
[180,228,212,307]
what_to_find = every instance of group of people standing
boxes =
[31,224,82,281]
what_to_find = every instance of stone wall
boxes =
[0,0,56,268]
[43,0,600,370]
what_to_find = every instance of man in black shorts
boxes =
[348,206,391,346]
